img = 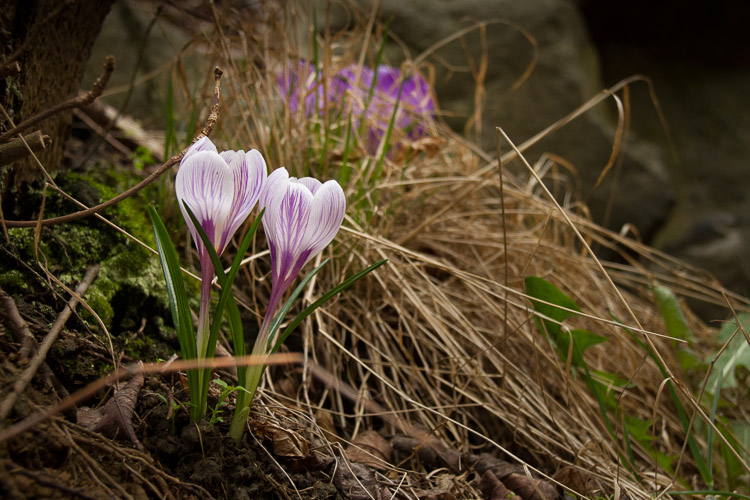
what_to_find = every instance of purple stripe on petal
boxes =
[182,136,218,164]
[296,177,321,195]
[300,180,346,267]
[175,150,233,254]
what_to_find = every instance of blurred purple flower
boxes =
[278,61,326,116]
[175,137,267,354]
[374,65,435,138]
[279,61,435,154]
[259,167,346,318]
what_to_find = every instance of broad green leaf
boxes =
[652,285,695,341]
[524,276,581,338]
[624,415,676,475]
[625,415,656,443]
[614,314,712,484]
[726,421,750,488]
[563,329,608,367]
[590,369,632,408]
[653,285,704,374]
[706,312,750,391]
[524,277,606,366]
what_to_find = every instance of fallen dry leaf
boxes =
[346,430,391,470]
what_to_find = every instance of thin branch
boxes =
[0,130,51,166]
[3,66,224,228]
[0,352,303,443]
[0,286,36,359]
[0,56,116,143]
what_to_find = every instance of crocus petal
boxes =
[260,168,291,277]
[299,180,346,267]
[279,61,326,116]
[217,149,267,251]
[375,65,401,98]
[175,151,233,256]
[297,177,321,195]
[271,182,314,283]
[183,136,218,163]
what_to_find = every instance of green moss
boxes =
[81,286,115,326]
[0,269,30,294]
[2,165,180,331]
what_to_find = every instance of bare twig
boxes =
[0,56,116,143]
[0,352,302,443]
[0,130,51,166]
[0,286,36,359]
[0,265,99,421]
[4,66,224,228]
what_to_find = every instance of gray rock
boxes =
[351,0,674,242]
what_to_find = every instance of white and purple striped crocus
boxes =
[175,137,267,356]
[259,167,346,324]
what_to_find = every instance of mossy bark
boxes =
[0,0,113,184]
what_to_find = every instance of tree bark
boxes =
[0,0,114,184]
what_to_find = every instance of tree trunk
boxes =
[1,0,114,184]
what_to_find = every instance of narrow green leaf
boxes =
[371,80,404,183]
[272,259,388,353]
[183,204,264,361]
[183,204,264,418]
[267,258,330,350]
[615,315,712,484]
[149,205,200,417]
[148,206,196,360]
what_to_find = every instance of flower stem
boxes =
[190,258,213,422]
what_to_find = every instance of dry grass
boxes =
[138,1,750,497]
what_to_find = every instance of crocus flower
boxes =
[258,167,346,320]
[278,61,436,155]
[175,137,267,356]
[278,61,326,116]
[373,65,435,139]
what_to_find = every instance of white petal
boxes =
[182,136,218,164]
[300,180,346,266]
[219,149,267,249]
[272,183,314,281]
[175,151,233,253]
[260,167,289,211]
[296,177,322,195]
[260,168,290,274]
